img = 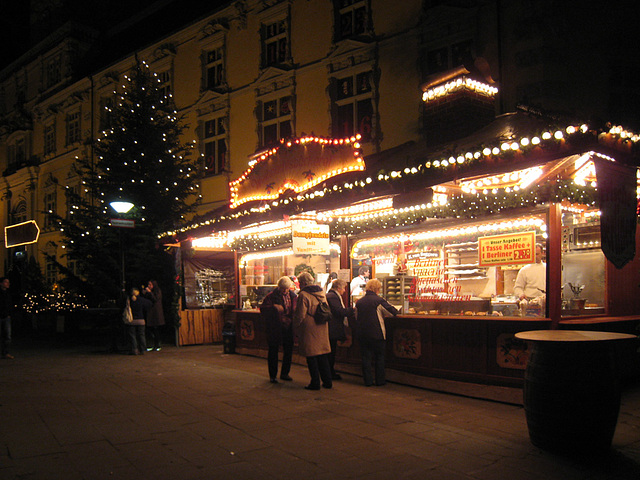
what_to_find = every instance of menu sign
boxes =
[292,223,330,255]
[478,231,536,267]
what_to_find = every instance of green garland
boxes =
[226,180,597,252]
[331,179,597,238]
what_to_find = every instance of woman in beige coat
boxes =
[293,272,332,390]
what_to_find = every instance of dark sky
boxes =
[0,0,226,71]
[0,2,30,68]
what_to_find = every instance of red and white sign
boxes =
[110,218,135,228]
[478,231,536,267]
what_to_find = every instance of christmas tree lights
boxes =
[53,60,200,304]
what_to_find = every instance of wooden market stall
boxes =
[174,68,640,391]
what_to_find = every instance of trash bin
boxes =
[222,321,236,354]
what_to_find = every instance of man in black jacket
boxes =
[354,278,398,386]
[326,279,353,380]
[260,276,297,383]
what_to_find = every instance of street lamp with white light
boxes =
[110,201,135,294]
[110,201,135,214]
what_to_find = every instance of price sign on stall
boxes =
[478,231,536,267]
[292,222,330,255]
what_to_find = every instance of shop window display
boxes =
[351,214,549,317]
[239,246,341,308]
[561,206,605,315]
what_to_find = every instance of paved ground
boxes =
[1,334,640,480]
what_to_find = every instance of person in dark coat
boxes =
[326,279,353,380]
[127,288,152,355]
[143,279,165,351]
[354,279,399,386]
[294,272,332,390]
[259,276,297,383]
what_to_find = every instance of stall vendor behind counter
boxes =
[513,244,546,317]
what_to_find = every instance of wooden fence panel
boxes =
[179,308,224,345]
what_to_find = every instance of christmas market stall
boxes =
[166,70,640,392]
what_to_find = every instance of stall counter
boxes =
[233,308,551,387]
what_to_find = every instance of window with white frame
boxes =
[205,47,224,90]
[157,70,172,99]
[44,122,56,156]
[333,71,373,141]
[260,95,292,147]
[65,110,81,145]
[202,117,227,176]
[262,19,288,68]
[43,190,57,230]
[335,0,368,41]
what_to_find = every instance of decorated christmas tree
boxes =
[54,60,200,307]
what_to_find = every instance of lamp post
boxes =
[109,201,135,294]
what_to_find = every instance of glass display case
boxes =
[194,268,232,307]
[183,250,235,309]
[353,213,549,317]
[561,208,605,315]
[382,276,415,311]
[239,246,341,308]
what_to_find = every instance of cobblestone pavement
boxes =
[1,335,639,480]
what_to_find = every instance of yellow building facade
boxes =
[0,0,435,283]
[3,0,630,285]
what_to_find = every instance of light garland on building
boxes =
[422,76,498,103]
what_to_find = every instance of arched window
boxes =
[11,199,27,225]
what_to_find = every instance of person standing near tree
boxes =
[143,279,165,351]
[127,288,152,355]
[0,277,14,359]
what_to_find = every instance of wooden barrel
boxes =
[523,340,621,453]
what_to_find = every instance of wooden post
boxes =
[339,235,349,270]
[548,203,563,328]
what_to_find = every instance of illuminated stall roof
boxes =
[167,116,638,247]
[229,135,364,209]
